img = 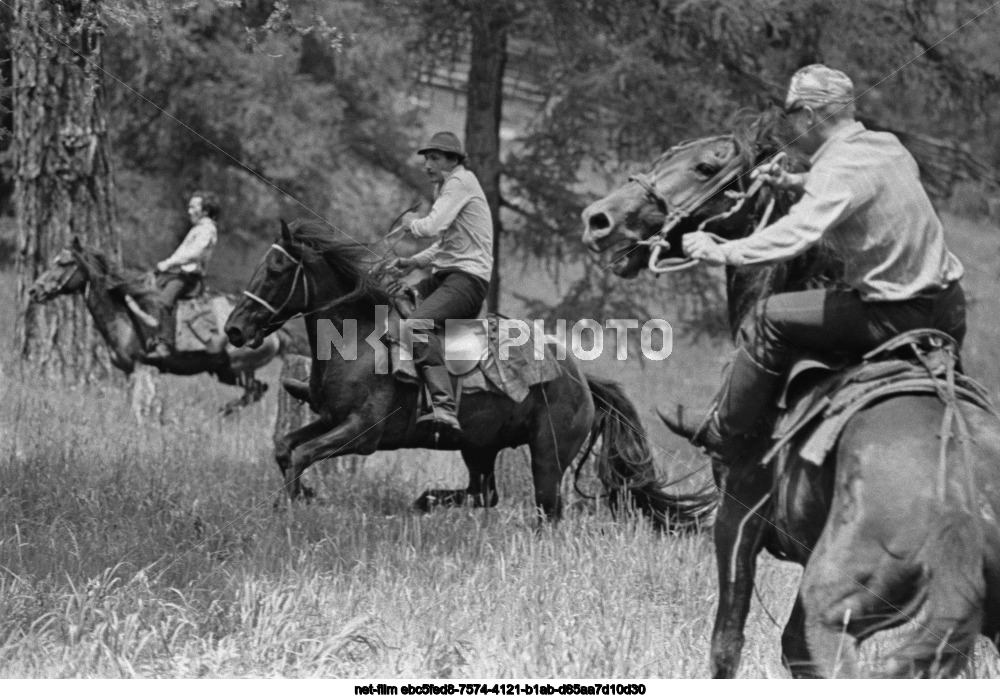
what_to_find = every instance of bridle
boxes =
[628,140,781,274]
[241,243,311,321]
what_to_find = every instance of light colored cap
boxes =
[784,64,855,111]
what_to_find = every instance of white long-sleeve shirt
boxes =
[718,121,963,301]
[160,217,218,275]
[409,165,494,282]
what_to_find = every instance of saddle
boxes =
[385,294,562,403]
[765,329,996,468]
[122,284,230,354]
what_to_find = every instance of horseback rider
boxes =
[674,64,966,461]
[391,132,493,440]
[147,191,220,359]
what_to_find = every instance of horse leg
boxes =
[710,478,769,678]
[414,448,499,512]
[463,447,500,507]
[288,414,381,499]
[526,416,584,525]
[868,527,985,678]
[220,372,268,416]
[781,593,822,678]
[275,418,334,502]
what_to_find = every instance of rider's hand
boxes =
[156,260,169,273]
[390,256,420,274]
[682,232,727,266]
[751,158,806,193]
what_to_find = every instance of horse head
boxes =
[581,111,792,278]
[226,220,313,349]
[28,237,96,302]
[226,219,390,349]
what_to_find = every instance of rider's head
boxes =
[189,190,220,223]
[417,132,467,186]
[783,64,856,154]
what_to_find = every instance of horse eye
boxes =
[695,163,720,178]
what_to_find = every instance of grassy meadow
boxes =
[2,213,1000,677]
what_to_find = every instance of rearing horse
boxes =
[28,238,288,414]
[224,219,716,529]
[582,111,1000,677]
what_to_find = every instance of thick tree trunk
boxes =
[1,5,14,216]
[12,0,118,379]
[465,4,509,314]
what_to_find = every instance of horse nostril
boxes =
[588,212,612,236]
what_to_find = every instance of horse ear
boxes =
[71,236,83,251]
[280,219,292,243]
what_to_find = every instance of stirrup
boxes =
[415,409,462,445]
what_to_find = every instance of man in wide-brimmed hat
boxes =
[392,131,493,441]
[672,64,966,462]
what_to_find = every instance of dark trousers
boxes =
[156,272,201,346]
[744,281,966,370]
[718,281,966,435]
[411,270,490,370]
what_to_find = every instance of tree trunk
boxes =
[12,0,118,379]
[465,4,509,314]
[1,5,14,216]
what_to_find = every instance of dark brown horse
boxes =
[28,238,288,415]
[224,219,715,528]
[582,111,1000,677]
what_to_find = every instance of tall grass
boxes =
[0,367,793,678]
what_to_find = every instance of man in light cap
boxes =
[676,64,966,462]
[392,131,493,442]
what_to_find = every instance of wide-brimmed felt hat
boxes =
[417,131,467,159]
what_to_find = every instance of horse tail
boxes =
[895,509,986,677]
[584,374,718,534]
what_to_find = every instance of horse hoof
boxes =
[413,492,435,512]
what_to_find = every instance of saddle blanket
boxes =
[174,295,233,353]
[388,314,564,402]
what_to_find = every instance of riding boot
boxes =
[663,346,783,463]
[416,365,463,443]
[146,306,176,360]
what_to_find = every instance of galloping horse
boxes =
[28,238,288,415]
[224,219,715,528]
[582,111,1000,677]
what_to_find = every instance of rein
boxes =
[241,244,312,321]
[241,241,388,326]
[630,144,783,275]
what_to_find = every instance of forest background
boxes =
[3,0,999,331]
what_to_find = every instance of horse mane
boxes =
[288,219,394,311]
[70,244,151,299]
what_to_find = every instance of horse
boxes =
[223,219,716,529]
[27,237,290,415]
[581,110,1000,677]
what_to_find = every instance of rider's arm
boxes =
[717,161,871,266]
[159,220,217,269]
[409,241,441,268]
[409,176,473,239]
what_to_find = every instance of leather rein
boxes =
[628,142,781,274]
[241,243,312,321]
